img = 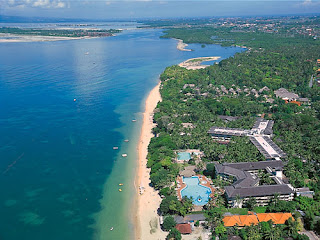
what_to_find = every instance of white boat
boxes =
[113,147,119,150]
[132,119,137,122]
[124,139,129,142]
[110,227,113,231]
[122,154,127,157]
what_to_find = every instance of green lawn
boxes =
[253,206,267,213]
[224,208,248,215]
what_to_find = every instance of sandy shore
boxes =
[179,56,221,70]
[0,33,98,43]
[176,39,192,51]
[135,81,167,240]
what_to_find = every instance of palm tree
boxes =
[271,193,280,205]
[264,230,274,240]
[235,194,242,208]
[286,217,298,236]
[272,226,282,240]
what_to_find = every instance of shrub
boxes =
[162,216,176,231]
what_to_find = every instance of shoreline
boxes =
[135,81,167,240]
[0,33,108,43]
[179,56,221,70]
[175,39,192,51]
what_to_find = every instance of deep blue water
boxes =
[0,28,244,240]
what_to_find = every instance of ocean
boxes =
[0,26,244,240]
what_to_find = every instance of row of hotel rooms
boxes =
[208,117,314,208]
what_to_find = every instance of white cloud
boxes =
[4,0,66,8]
[298,0,320,6]
[302,0,312,5]
[33,0,66,8]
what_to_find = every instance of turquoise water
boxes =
[181,177,212,206]
[0,27,244,240]
[178,152,191,161]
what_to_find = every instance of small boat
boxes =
[113,147,119,150]
[73,98,77,102]
[119,189,122,192]
[119,183,123,186]
[124,139,129,142]
[110,227,113,231]
[122,154,127,157]
[85,52,89,55]
[132,119,137,122]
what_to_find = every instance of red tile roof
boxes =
[223,214,259,227]
[223,213,294,227]
[256,213,294,225]
[175,223,192,234]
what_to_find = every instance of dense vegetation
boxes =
[146,18,320,239]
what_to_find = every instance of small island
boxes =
[178,56,221,70]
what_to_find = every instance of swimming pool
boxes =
[178,152,191,161]
[180,176,212,206]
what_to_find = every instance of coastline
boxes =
[0,33,104,43]
[175,39,192,51]
[135,81,167,240]
[179,56,221,70]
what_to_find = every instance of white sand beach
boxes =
[179,56,221,70]
[135,82,167,240]
[176,39,192,51]
[0,33,96,43]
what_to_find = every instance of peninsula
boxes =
[136,16,320,240]
[178,56,221,70]
[0,27,121,42]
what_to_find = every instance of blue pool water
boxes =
[178,152,191,161]
[181,177,212,206]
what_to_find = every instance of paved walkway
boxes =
[301,231,319,240]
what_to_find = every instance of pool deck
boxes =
[176,175,215,203]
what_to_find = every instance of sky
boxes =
[1,0,320,19]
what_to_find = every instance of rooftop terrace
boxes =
[250,136,286,159]
[208,118,286,160]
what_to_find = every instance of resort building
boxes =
[274,88,309,105]
[214,161,294,207]
[175,223,192,234]
[218,115,241,123]
[208,118,286,160]
[173,214,206,225]
[274,88,299,101]
[295,187,314,198]
[223,213,294,227]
